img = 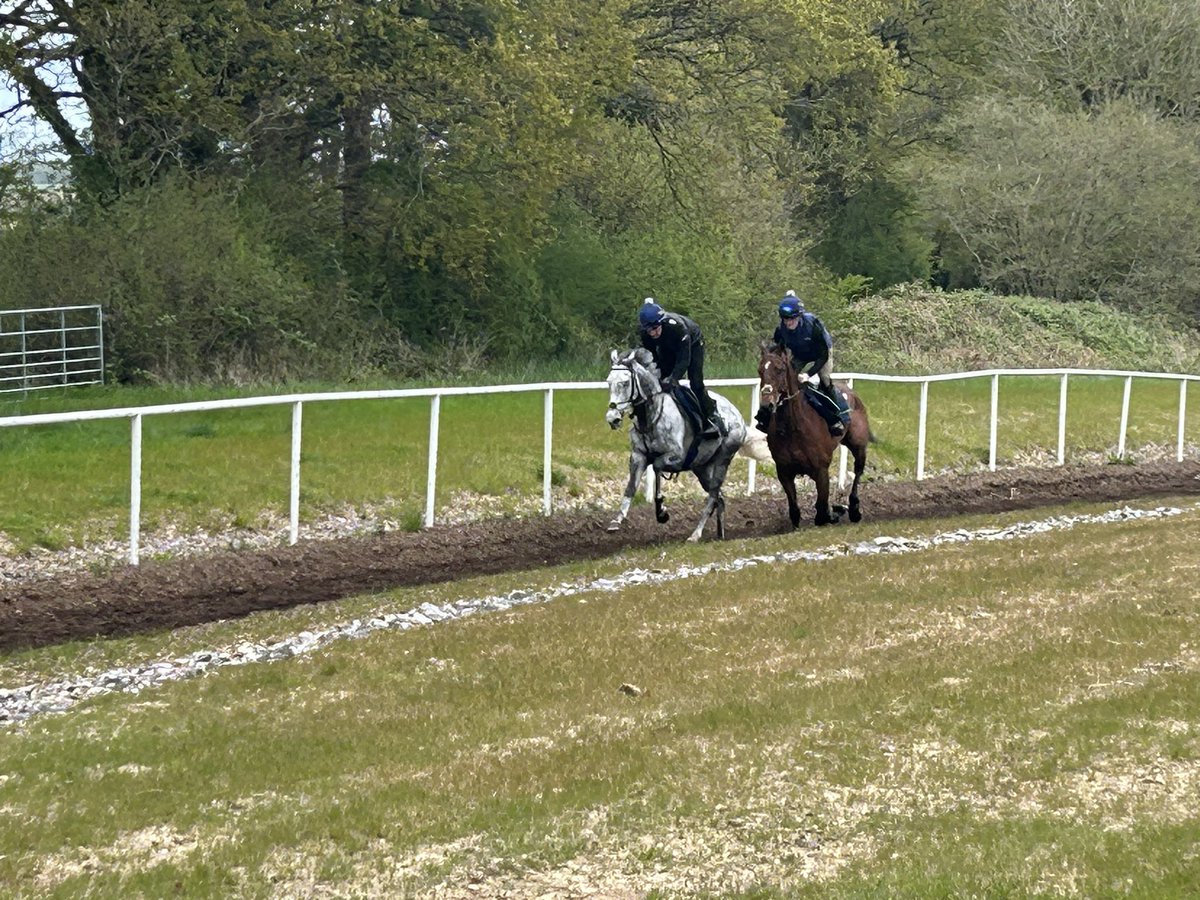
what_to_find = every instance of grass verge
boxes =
[1,498,1197,896]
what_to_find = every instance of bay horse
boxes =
[605,348,768,541]
[757,343,871,527]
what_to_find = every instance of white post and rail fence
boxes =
[0,368,1194,566]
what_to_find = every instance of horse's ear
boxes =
[610,349,619,364]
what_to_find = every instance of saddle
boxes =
[666,385,724,470]
[668,385,724,438]
[803,382,851,429]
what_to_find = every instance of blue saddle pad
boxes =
[669,385,705,433]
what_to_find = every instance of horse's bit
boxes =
[607,364,642,414]
[609,363,663,431]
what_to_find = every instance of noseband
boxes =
[608,362,663,431]
[608,364,644,414]
[760,357,802,410]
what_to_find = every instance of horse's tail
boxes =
[738,428,773,463]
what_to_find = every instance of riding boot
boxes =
[821,383,849,436]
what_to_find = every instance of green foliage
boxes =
[920,100,1200,322]
[5,0,1200,383]
[991,0,1200,119]
[830,284,1200,374]
[0,179,338,382]
[812,176,933,286]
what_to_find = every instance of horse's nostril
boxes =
[608,402,617,410]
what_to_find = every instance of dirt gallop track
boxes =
[2,460,1198,652]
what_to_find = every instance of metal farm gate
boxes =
[0,305,105,396]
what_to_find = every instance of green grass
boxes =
[1,498,1197,896]
[0,373,1196,550]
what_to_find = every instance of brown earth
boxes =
[2,459,1199,653]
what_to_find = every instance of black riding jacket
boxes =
[641,311,703,381]
[773,312,832,372]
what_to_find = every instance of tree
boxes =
[925,99,1200,321]
[991,0,1200,119]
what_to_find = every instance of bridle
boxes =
[759,355,801,412]
[608,362,663,431]
[607,363,644,414]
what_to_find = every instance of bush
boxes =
[921,100,1200,323]
[0,178,341,383]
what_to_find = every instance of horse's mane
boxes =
[622,347,661,380]
[760,340,788,362]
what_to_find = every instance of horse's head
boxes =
[606,349,661,429]
[758,342,794,414]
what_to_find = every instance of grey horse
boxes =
[604,348,767,541]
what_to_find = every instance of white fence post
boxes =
[1178,380,1188,463]
[543,388,554,516]
[838,377,853,489]
[129,414,142,565]
[747,383,760,495]
[3,368,1198,556]
[1118,376,1132,459]
[916,379,929,481]
[1057,374,1068,466]
[424,394,441,528]
[989,374,999,471]
[289,400,303,545]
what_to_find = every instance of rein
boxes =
[609,363,663,432]
[761,356,803,410]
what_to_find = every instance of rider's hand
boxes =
[661,377,675,389]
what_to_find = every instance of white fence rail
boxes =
[0,368,1195,565]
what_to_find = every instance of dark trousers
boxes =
[687,342,714,419]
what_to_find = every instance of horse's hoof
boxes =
[606,521,621,532]
[686,534,701,543]
[832,503,847,515]
[849,508,862,523]
[656,511,670,524]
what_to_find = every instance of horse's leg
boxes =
[653,468,670,524]
[708,451,736,540]
[848,441,867,523]
[608,452,648,532]
[778,466,802,529]
[687,466,719,542]
[813,468,835,526]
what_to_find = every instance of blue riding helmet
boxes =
[778,295,804,318]
[639,300,665,330]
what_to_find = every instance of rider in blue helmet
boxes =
[638,297,720,439]
[754,290,850,437]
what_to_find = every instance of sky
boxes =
[0,72,88,164]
